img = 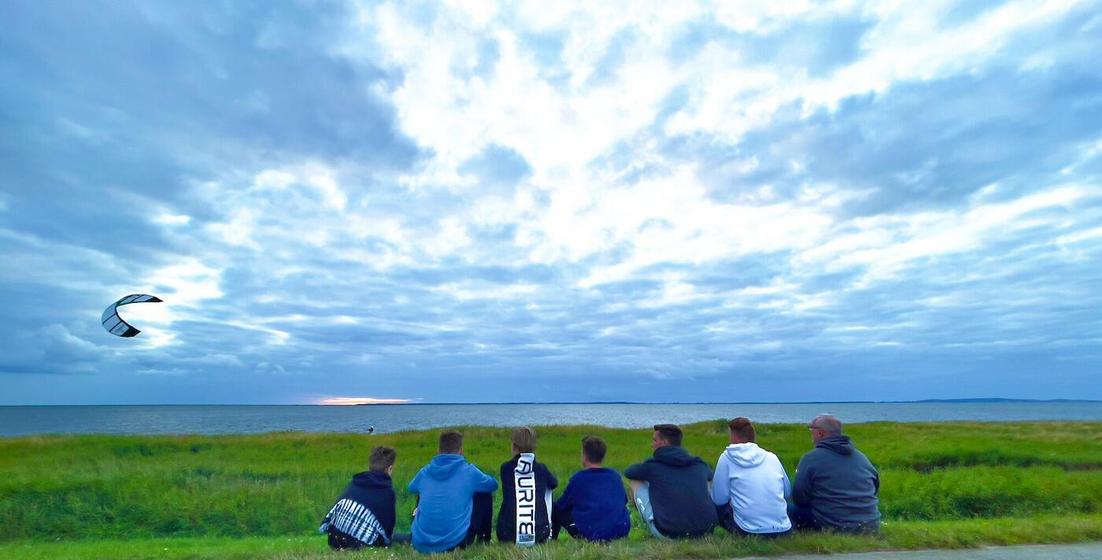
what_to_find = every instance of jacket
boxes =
[319,470,396,548]
[792,435,880,529]
[409,454,498,553]
[496,454,558,544]
[624,445,717,537]
[711,443,792,534]
[553,467,631,541]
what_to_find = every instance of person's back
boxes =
[410,431,498,553]
[319,446,399,549]
[625,424,717,538]
[553,436,631,542]
[497,427,558,545]
[712,418,791,535]
[792,415,880,533]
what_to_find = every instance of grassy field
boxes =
[2,421,1100,558]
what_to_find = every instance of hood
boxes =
[653,445,703,467]
[351,470,393,489]
[723,442,766,467]
[816,435,854,456]
[424,453,469,480]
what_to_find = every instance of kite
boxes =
[101,294,163,337]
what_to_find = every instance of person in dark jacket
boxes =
[320,445,408,549]
[790,414,881,533]
[497,427,558,545]
[624,424,717,539]
[552,435,631,542]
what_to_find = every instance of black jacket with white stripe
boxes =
[319,470,397,549]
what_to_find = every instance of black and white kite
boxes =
[101,294,163,337]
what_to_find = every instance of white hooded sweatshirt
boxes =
[711,442,792,534]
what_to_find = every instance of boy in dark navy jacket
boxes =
[320,446,405,549]
[552,435,631,542]
[497,427,558,545]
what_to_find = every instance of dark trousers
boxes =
[716,503,791,538]
[551,507,580,540]
[446,492,494,551]
[788,504,879,534]
[328,529,410,550]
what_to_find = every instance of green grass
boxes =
[2,421,1100,558]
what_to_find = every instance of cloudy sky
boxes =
[2,0,1100,405]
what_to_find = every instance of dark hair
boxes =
[369,446,397,472]
[439,430,463,454]
[511,427,537,453]
[581,435,607,463]
[653,424,683,447]
[728,417,756,443]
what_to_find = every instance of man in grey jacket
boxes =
[790,414,880,533]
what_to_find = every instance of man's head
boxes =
[511,426,537,454]
[581,435,607,467]
[439,430,464,454]
[652,424,683,450]
[728,417,756,444]
[369,445,397,475]
[808,414,843,443]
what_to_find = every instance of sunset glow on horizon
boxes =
[316,397,417,406]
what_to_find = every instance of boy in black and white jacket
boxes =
[320,445,405,549]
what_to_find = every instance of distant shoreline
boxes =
[0,399,1097,407]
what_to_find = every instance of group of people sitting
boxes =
[319,414,881,553]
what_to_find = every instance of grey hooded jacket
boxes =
[792,435,880,529]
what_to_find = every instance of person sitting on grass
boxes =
[790,414,881,534]
[496,427,558,546]
[711,417,792,537]
[409,430,498,553]
[624,423,717,539]
[552,435,631,542]
[319,445,409,549]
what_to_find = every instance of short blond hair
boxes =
[511,427,537,453]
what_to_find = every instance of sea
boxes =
[1,401,1100,437]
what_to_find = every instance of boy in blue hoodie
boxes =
[552,435,631,542]
[409,430,498,553]
[319,446,404,549]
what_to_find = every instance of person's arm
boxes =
[474,465,499,493]
[710,456,730,506]
[623,461,648,481]
[545,465,559,490]
[791,456,812,505]
[553,477,575,514]
[408,469,422,494]
[782,467,793,503]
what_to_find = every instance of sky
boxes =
[1,0,1100,405]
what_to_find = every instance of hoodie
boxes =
[409,454,498,553]
[497,453,558,544]
[624,446,717,537]
[711,443,792,534]
[553,467,631,542]
[793,435,880,529]
[319,470,396,549]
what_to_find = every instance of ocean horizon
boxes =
[2,401,1100,437]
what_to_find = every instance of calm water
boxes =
[1,402,1099,437]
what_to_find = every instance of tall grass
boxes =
[1,422,1100,546]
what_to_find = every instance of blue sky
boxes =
[2,0,1100,405]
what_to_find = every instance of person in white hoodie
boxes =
[711,417,792,537]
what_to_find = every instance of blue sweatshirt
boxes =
[793,435,880,529]
[409,454,498,553]
[553,467,631,541]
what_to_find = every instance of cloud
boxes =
[1,0,1100,403]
